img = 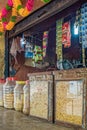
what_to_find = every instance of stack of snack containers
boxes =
[14,81,25,111]
[23,80,30,115]
[0,79,5,106]
[3,77,16,109]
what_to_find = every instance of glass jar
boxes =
[23,80,30,115]
[14,81,25,111]
[3,77,16,109]
[0,79,5,106]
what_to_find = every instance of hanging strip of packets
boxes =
[78,3,87,66]
[56,19,63,61]
[75,5,87,67]
[62,21,71,48]
[75,9,84,65]
[42,31,48,58]
[81,3,87,66]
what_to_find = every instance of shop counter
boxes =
[28,72,53,123]
[53,68,87,129]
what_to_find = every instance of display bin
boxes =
[53,69,87,129]
[28,72,53,123]
[14,81,25,112]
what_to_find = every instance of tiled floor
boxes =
[0,108,80,130]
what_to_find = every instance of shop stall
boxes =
[6,0,84,79]
[5,0,87,129]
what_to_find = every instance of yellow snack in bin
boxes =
[55,81,82,125]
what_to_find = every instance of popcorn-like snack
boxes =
[55,81,83,125]
[30,81,48,119]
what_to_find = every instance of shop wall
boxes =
[0,35,5,78]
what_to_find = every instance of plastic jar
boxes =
[23,80,30,115]
[0,79,5,106]
[3,77,16,109]
[14,81,25,111]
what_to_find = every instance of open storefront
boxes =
[5,0,87,129]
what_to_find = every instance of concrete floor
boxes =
[0,107,82,130]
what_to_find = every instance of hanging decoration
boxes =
[0,0,51,34]
[5,7,17,30]
[0,0,13,33]
[13,0,34,17]
[0,21,4,36]
[62,21,71,48]
[1,0,13,18]
[1,7,17,31]
[41,0,51,3]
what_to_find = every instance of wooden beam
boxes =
[8,0,85,38]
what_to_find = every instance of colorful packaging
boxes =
[62,21,71,48]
